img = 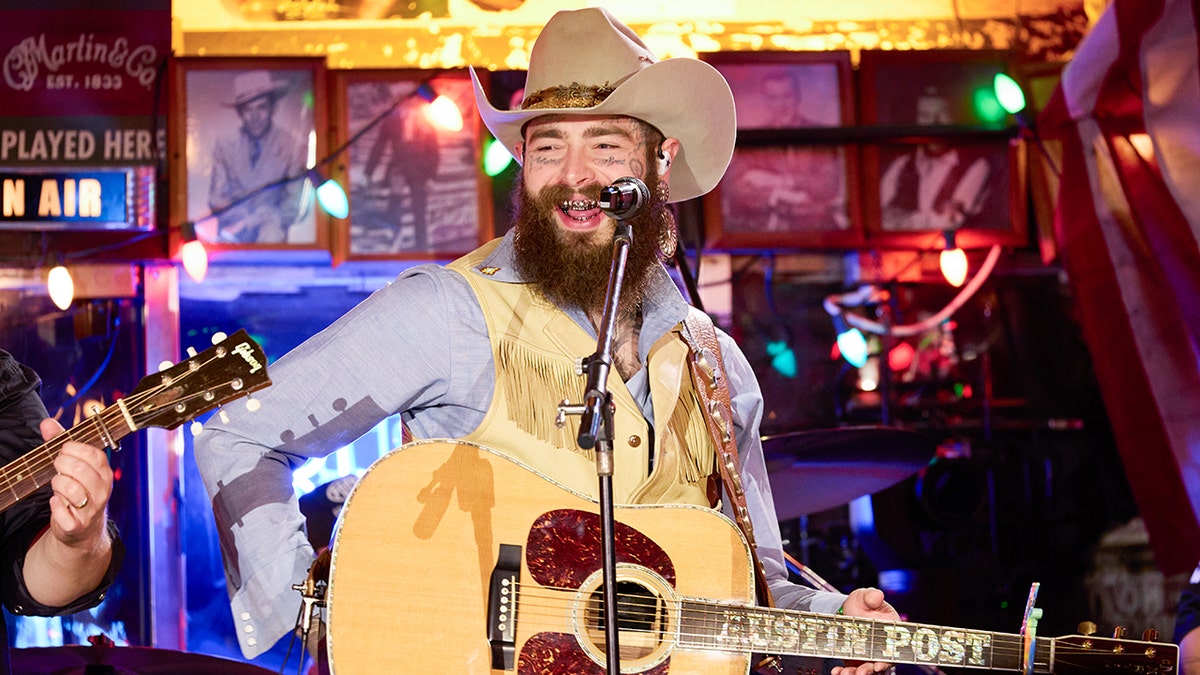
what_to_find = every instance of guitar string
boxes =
[0,385,214,504]
[503,596,1126,671]
[0,351,250,503]
[496,594,1070,670]
[487,583,1155,666]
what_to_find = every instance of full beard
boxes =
[511,174,673,319]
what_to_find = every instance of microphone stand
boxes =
[561,220,632,675]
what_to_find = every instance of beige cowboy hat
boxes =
[470,7,736,203]
[225,70,290,108]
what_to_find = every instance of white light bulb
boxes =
[47,265,74,310]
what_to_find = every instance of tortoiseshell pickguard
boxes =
[518,632,670,675]
[525,509,676,589]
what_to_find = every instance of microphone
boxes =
[598,176,649,220]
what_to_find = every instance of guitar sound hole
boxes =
[585,580,666,659]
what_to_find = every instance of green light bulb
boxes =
[993,73,1027,115]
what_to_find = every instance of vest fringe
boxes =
[667,385,717,485]
[497,339,592,460]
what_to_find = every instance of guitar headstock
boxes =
[1052,627,1178,675]
[127,329,272,431]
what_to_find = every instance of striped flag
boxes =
[1039,0,1200,576]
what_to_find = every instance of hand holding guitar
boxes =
[832,587,902,675]
[9,330,270,609]
[44,417,114,548]
[23,417,115,607]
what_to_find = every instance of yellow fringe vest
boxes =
[448,241,716,507]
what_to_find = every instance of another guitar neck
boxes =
[0,404,134,513]
[678,600,1047,672]
[0,330,270,516]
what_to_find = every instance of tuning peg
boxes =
[1077,621,1097,635]
[218,406,230,424]
[1142,628,1158,642]
[1112,626,1126,639]
[212,331,228,345]
[187,346,198,357]
[245,395,261,412]
[191,420,203,436]
[158,360,174,372]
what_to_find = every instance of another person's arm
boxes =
[0,352,122,619]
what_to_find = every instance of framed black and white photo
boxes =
[859,49,1028,249]
[700,51,862,249]
[329,68,489,261]
[171,57,329,251]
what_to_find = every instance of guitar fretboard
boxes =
[678,600,1051,672]
[0,405,133,512]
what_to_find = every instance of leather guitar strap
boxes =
[681,307,775,608]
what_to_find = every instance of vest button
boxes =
[628,435,642,447]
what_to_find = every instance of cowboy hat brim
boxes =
[224,82,290,108]
[471,57,736,204]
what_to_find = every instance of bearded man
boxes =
[196,8,899,674]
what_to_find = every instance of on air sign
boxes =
[0,168,152,229]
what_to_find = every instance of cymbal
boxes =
[11,645,277,674]
[761,426,936,519]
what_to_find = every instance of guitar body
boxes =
[326,439,756,675]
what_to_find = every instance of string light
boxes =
[47,262,74,309]
[940,230,969,287]
[307,169,349,219]
[765,339,798,378]
[993,73,1027,115]
[484,137,516,177]
[416,81,464,131]
[888,341,915,372]
[179,219,210,283]
[832,314,869,368]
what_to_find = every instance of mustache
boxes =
[531,183,605,212]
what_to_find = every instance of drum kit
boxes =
[761,425,937,595]
[761,425,937,520]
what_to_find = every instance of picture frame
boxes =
[699,51,862,250]
[169,56,330,252]
[858,49,1028,248]
[328,68,490,261]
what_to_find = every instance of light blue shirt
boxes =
[195,231,846,658]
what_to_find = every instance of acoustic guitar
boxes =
[326,439,1177,675]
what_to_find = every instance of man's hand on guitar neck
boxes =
[23,418,115,607]
[831,587,902,675]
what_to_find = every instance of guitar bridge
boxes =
[487,544,521,671]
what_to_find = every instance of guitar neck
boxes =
[0,330,271,516]
[0,403,134,513]
[678,600,1045,672]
